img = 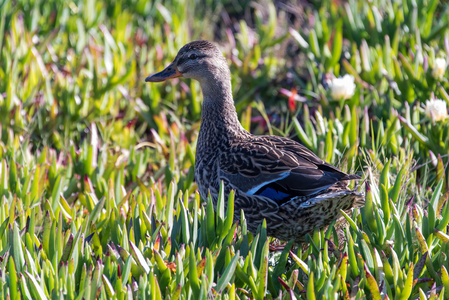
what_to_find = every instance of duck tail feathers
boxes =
[341,174,361,181]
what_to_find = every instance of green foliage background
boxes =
[1,0,449,299]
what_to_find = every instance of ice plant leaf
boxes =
[216,250,240,292]
[434,229,449,242]
[129,241,150,274]
[289,251,310,276]
[307,271,316,300]
[8,258,18,300]
[24,271,49,300]
[442,266,449,300]
[399,262,414,300]
[188,244,200,297]
[364,265,382,300]
[398,115,429,146]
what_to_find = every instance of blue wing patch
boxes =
[258,187,290,203]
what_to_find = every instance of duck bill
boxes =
[145,63,182,82]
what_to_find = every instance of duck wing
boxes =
[219,135,359,204]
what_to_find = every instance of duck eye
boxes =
[189,53,198,60]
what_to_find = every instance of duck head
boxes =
[145,40,231,86]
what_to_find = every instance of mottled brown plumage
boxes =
[146,40,364,241]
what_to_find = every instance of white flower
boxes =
[425,98,447,121]
[432,58,446,79]
[329,74,356,100]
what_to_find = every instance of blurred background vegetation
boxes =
[1,0,449,299]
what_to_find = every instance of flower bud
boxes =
[425,98,447,121]
[329,74,356,100]
[431,58,446,79]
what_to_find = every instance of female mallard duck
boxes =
[146,40,364,242]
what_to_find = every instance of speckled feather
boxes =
[147,40,364,242]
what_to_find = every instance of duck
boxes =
[145,40,364,242]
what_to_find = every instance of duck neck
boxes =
[198,77,248,145]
